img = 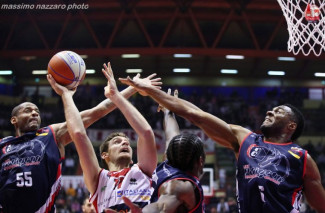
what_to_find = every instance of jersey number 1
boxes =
[16,172,33,187]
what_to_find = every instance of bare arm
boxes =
[47,75,101,195]
[120,78,250,154]
[121,179,197,213]
[158,89,180,160]
[51,83,136,147]
[51,65,161,148]
[303,154,325,212]
[103,63,158,176]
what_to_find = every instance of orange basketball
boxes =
[47,51,86,89]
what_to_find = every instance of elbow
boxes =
[70,130,88,142]
[141,128,155,141]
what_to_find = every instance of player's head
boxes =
[100,132,133,170]
[82,198,96,213]
[261,104,304,141]
[166,133,205,176]
[10,102,41,134]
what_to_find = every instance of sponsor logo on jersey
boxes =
[244,145,290,185]
[130,178,137,185]
[116,189,151,197]
[1,139,46,170]
[288,147,303,159]
[101,185,107,192]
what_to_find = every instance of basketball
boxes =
[47,51,86,89]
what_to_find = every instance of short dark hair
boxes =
[99,132,128,169]
[284,104,305,141]
[11,102,38,117]
[166,133,205,172]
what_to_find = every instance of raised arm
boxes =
[158,89,180,160]
[47,74,101,195]
[51,63,161,147]
[102,63,158,176]
[303,154,325,212]
[120,77,250,154]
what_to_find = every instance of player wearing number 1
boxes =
[120,77,325,213]
[0,69,160,213]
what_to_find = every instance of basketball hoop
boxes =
[277,0,325,56]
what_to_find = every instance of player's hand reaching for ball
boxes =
[47,74,76,96]
[119,73,162,96]
[102,62,119,99]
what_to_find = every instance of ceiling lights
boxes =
[225,55,244,60]
[220,69,238,74]
[122,54,140,58]
[0,70,12,75]
[173,68,190,73]
[126,69,142,73]
[268,71,285,76]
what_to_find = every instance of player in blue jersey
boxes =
[120,89,205,213]
[120,78,325,213]
[0,68,160,213]
[48,62,159,212]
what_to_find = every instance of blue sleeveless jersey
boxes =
[0,126,62,213]
[151,161,205,213]
[236,132,307,213]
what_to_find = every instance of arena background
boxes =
[1,0,325,212]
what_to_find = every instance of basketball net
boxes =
[277,0,325,56]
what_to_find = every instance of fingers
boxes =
[157,105,162,112]
[174,89,178,97]
[119,76,134,86]
[146,73,157,79]
[102,62,113,80]
[150,77,161,82]
[47,74,56,87]
[102,68,109,80]
[122,196,134,208]
[167,88,171,95]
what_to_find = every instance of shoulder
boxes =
[161,179,196,196]
[229,125,252,138]
[0,136,15,142]
[304,153,319,180]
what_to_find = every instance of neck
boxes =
[263,133,291,143]
[107,160,130,171]
[15,129,23,137]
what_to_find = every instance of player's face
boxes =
[108,136,133,164]
[260,105,293,133]
[11,103,41,133]
[82,199,96,213]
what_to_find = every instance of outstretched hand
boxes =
[102,62,119,99]
[47,74,76,96]
[119,73,162,96]
[157,88,178,113]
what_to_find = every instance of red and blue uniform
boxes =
[0,126,62,213]
[151,161,205,213]
[236,132,307,213]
